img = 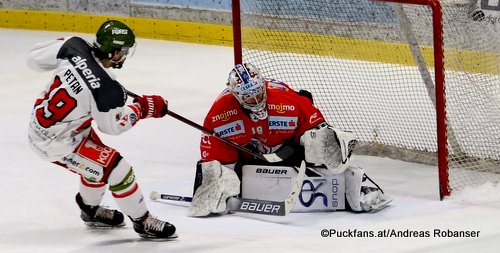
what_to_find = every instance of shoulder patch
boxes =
[57,37,126,112]
[266,79,290,91]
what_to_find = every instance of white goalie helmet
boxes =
[227,63,268,120]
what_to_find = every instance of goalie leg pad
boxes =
[344,166,365,212]
[188,160,241,217]
[241,164,346,212]
[301,125,357,174]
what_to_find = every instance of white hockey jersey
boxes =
[27,36,140,161]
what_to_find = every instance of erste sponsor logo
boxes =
[214,120,245,137]
[268,116,298,130]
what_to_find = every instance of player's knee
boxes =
[108,159,136,193]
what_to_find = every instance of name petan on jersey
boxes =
[214,120,245,137]
[63,69,84,95]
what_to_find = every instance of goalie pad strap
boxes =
[188,160,241,217]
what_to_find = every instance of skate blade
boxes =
[84,221,126,228]
[368,196,393,212]
[138,232,179,241]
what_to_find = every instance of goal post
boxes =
[231,0,500,198]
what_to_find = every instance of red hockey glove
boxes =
[134,95,168,119]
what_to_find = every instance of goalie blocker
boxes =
[241,164,392,213]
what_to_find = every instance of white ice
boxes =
[1,28,499,253]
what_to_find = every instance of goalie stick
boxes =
[126,90,294,163]
[150,161,307,216]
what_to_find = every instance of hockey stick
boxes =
[149,193,192,202]
[150,161,306,216]
[149,193,287,216]
[126,90,294,163]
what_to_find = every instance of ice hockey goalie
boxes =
[189,63,392,216]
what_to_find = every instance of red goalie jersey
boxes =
[200,80,326,164]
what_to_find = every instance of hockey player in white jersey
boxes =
[27,20,176,240]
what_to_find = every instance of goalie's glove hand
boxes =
[134,95,168,119]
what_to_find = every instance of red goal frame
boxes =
[231,0,450,198]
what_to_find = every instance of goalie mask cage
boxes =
[231,0,500,198]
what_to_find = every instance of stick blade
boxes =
[261,145,295,163]
[284,160,306,214]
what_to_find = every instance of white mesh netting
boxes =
[236,0,500,194]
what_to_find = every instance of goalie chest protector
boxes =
[241,164,345,212]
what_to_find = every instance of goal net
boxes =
[232,0,500,198]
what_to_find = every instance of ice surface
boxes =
[1,28,499,253]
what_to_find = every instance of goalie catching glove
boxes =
[134,95,168,119]
[300,123,357,174]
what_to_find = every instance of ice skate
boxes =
[132,212,178,240]
[75,193,125,227]
[360,186,393,212]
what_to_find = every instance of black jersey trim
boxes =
[57,37,126,112]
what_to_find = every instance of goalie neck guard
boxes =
[227,63,268,120]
